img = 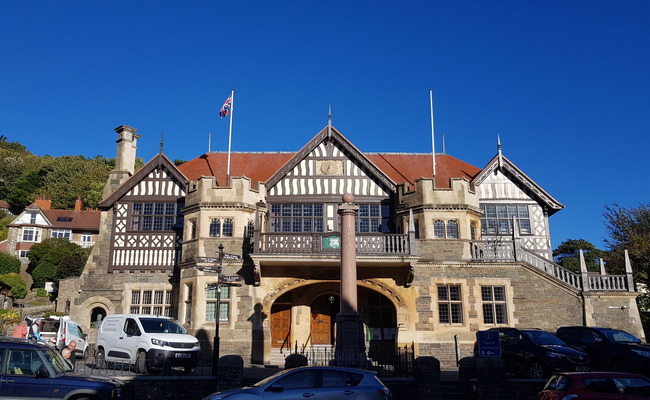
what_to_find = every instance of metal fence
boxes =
[287,343,415,378]
[71,344,415,378]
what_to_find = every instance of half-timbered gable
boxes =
[99,153,188,271]
[265,126,397,233]
[473,144,564,258]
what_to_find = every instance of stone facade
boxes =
[60,124,643,369]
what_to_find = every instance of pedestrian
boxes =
[29,319,43,341]
[12,321,28,338]
[61,340,77,370]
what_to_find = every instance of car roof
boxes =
[551,371,648,379]
[0,337,53,349]
[284,366,376,375]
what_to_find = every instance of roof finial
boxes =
[497,134,503,168]
[160,132,164,154]
[328,105,332,138]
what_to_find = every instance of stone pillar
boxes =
[335,193,367,367]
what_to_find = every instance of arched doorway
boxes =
[310,294,340,345]
[271,293,292,349]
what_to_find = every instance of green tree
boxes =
[0,273,28,299]
[553,239,609,273]
[26,238,82,288]
[603,203,650,285]
[32,155,112,209]
[56,246,91,280]
[31,261,57,288]
[0,253,21,275]
[6,169,46,213]
[0,212,15,241]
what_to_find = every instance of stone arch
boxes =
[77,297,116,330]
[360,279,407,308]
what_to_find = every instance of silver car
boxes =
[203,366,393,400]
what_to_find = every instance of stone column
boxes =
[335,193,367,367]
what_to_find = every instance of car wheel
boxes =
[528,361,544,379]
[136,351,149,374]
[95,348,106,369]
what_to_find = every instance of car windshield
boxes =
[599,328,642,343]
[139,318,188,334]
[43,347,73,374]
[250,369,294,387]
[523,330,567,345]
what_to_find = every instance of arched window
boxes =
[433,220,445,239]
[446,220,459,239]
[470,222,477,240]
[209,219,221,237]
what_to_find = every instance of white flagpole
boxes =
[226,89,234,185]
[429,89,436,179]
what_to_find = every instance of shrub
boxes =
[0,253,21,275]
[0,273,27,299]
[31,261,57,288]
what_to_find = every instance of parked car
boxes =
[487,327,590,379]
[537,371,650,400]
[202,366,393,400]
[0,337,125,400]
[35,316,89,358]
[95,314,200,373]
[556,326,650,377]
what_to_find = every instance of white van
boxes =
[95,314,200,373]
[36,316,89,358]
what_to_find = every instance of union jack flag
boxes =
[219,94,232,118]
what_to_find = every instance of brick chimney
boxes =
[34,197,52,210]
[74,198,83,211]
[114,125,140,174]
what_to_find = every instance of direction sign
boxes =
[476,330,501,357]
[221,275,243,283]
[222,253,241,261]
[197,257,219,264]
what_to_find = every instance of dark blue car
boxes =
[488,328,590,379]
[556,326,650,377]
[0,337,125,400]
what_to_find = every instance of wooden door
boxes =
[311,296,335,345]
[271,304,291,348]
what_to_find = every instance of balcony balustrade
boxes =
[253,232,413,256]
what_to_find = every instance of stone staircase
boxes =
[269,347,287,367]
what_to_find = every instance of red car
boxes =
[537,371,650,400]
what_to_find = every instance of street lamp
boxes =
[211,243,224,377]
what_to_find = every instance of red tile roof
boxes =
[178,152,480,189]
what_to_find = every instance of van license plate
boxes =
[175,353,191,358]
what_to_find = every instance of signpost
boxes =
[197,244,242,377]
[476,330,501,357]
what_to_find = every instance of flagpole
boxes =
[226,89,234,185]
[429,89,436,180]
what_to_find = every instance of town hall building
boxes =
[57,122,642,368]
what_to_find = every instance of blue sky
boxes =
[1,1,649,250]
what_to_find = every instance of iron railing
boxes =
[470,239,633,292]
[254,232,413,256]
